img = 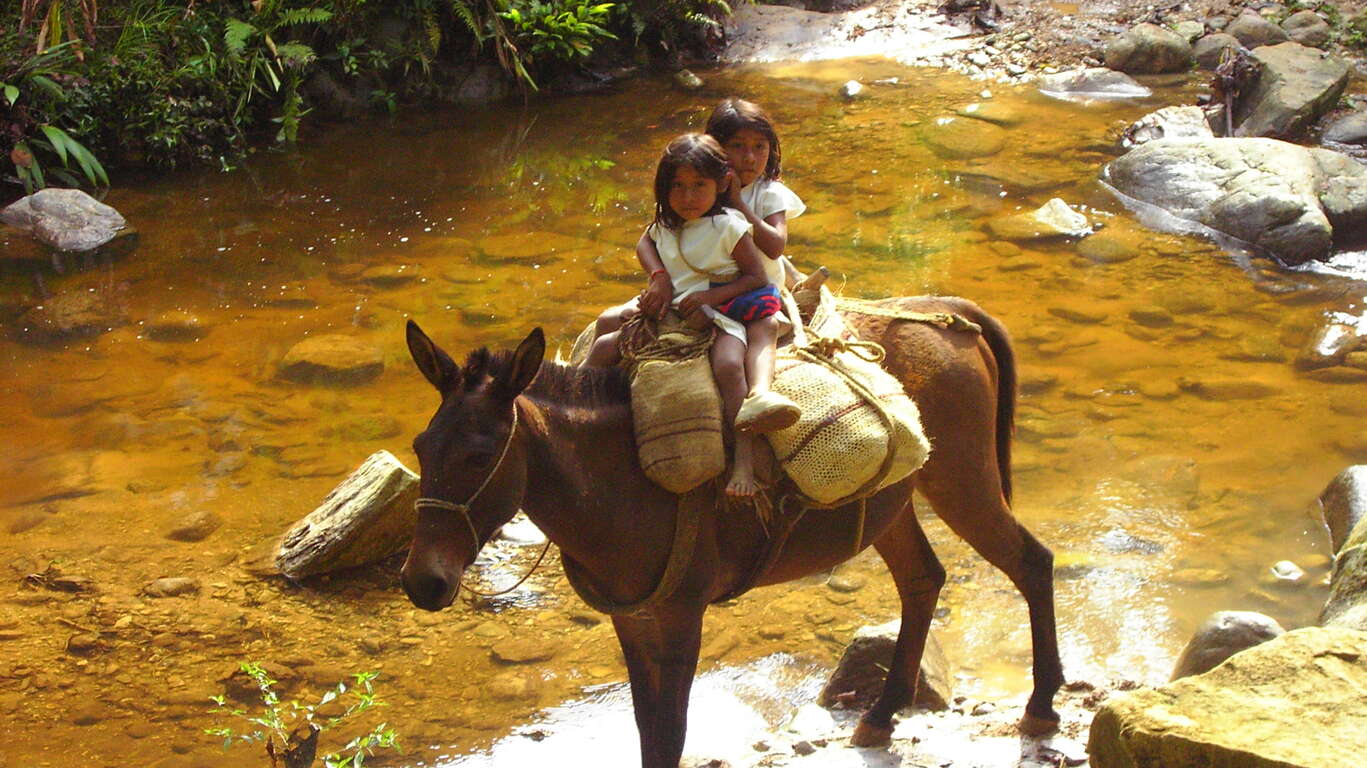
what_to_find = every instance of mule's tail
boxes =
[956,301,1016,506]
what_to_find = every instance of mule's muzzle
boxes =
[400,556,462,611]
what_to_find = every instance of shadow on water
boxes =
[1,58,1363,766]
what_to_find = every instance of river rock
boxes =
[1179,376,1279,401]
[1322,488,1367,631]
[921,116,1006,159]
[143,577,201,597]
[1282,10,1331,49]
[143,310,206,342]
[1104,23,1193,74]
[1235,42,1350,139]
[492,638,556,664]
[1320,466,1367,554]
[985,198,1090,241]
[15,290,125,344]
[1171,20,1205,44]
[1090,627,1367,767]
[674,69,704,90]
[358,264,419,288]
[1323,112,1367,145]
[954,101,1022,127]
[456,63,510,103]
[1226,10,1291,49]
[1122,106,1213,148]
[277,334,383,386]
[1037,68,1151,101]
[165,509,223,543]
[1170,610,1284,680]
[817,620,951,711]
[1193,33,1244,70]
[838,80,864,100]
[1103,138,1367,265]
[1296,321,1362,369]
[274,450,419,580]
[0,188,126,251]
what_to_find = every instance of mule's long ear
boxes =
[496,327,545,399]
[406,319,461,394]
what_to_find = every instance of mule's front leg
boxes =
[613,609,704,768]
[852,506,946,747]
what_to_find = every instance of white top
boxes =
[647,209,753,343]
[647,209,753,302]
[739,179,806,286]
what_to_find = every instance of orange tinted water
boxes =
[0,59,1359,767]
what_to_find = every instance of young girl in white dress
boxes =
[587,133,799,498]
[705,98,807,288]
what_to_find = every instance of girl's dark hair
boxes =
[652,133,730,231]
[705,98,782,181]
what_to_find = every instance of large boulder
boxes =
[1104,23,1194,74]
[274,450,420,579]
[1102,138,1367,265]
[1193,33,1244,70]
[1320,466,1367,554]
[1226,10,1291,48]
[1089,626,1367,768]
[1282,10,1332,49]
[1170,611,1284,680]
[1235,42,1350,139]
[0,188,126,252]
[818,620,952,711]
[1036,68,1151,102]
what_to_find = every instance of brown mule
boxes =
[400,296,1062,768]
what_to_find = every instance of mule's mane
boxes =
[463,347,630,407]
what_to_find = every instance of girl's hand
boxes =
[640,272,673,319]
[678,289,716,316]
[724,168,744,208]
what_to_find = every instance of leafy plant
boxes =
[624,0,736,56]
[500,0,617,67]
[222,1,333,143]
[1,37,108,192]
[207,662,400,768]
[19,0,98,55]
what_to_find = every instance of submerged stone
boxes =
[921,116,1006,159]
[986,198,1090,241]
[277,334,383,386]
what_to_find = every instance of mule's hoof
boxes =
[850,719,893,747]
[1019,711,1060,737]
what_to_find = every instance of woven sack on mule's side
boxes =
[630,355,727,494]
[765,289,931,506]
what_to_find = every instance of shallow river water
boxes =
[2,59,1364,767]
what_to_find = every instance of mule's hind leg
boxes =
[851,502,946,747]
[917,461,1063,734]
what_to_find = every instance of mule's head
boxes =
[400,321,545,611]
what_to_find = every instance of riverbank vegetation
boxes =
[0,0,736,194]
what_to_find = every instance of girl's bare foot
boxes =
[726,465,761,498]
[726,435,761,498]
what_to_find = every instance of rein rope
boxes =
[413,407,554,599]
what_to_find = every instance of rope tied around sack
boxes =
[801,334,886,364]
[616,312,714,374]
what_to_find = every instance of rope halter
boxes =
[412,407,549,597]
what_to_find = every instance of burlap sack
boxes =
[631,355,726,494]
[765,289,930,506]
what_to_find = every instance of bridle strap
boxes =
[414,406,550,598]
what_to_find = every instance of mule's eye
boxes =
[465,451,494,469]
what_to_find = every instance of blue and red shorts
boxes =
[709,282,782,323]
